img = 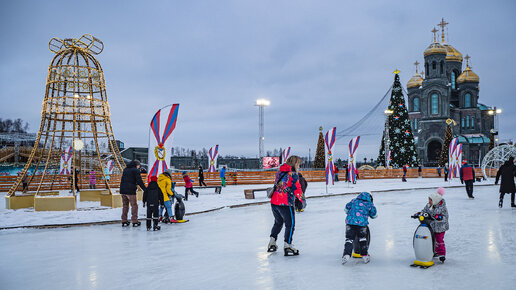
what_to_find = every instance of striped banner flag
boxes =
[452,143,463,178]
[348,136,360,184]
[448,137,458,179]
[106,160,115,175]
[325,127,336,185]
[208,145,219,172]
[282,147,291,162]
[59,146,73,174]
[147,104,180,182]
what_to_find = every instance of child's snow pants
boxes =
[146,203,159,229]
[343,224,369,256]
[434,232,446,256]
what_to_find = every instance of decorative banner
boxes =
[448,137,459,179]
[208,145,219,172]
[106,160,115,175]
[387,150,391,169]
[324,127,336,185]
[282,147,291,162]
[147,104,180,182]
[348,136,360,183]
[59,146,73,175]
[452,143,463,178]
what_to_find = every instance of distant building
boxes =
[406,19,494,166]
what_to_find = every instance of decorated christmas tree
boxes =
[377,70,418,168]
[438,120,454,167]
[313,126,326,168]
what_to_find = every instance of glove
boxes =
[434,214,443,221]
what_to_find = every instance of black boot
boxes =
[133,221,141,227]
[153,225,161,231]
[499,199,503,208]
[122,222,130,227]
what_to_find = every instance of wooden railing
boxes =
[0,168,489,193]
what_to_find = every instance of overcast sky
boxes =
[1,0,515,160]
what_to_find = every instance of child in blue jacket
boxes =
[342,192,377,264]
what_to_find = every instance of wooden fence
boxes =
[0,168,488,193]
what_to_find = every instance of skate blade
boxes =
[267,245,277,253]
[171,219,189,223]
[284,249,300,256]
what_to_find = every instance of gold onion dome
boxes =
[424,42,447,56]
[442,43,463,62]
[457,66,479,83]
[407,73,423,88]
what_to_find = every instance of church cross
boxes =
[431,27,438,42]
[465,55,471,67]
[437,18,449,42]
[414,61,420,73]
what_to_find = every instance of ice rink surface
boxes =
[1,182,516,289]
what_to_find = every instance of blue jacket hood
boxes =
[357,192,372,202]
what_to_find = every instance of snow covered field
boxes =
[1,179,515,289]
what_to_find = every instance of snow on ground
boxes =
[1,180,515,289]
[0,178,490,228]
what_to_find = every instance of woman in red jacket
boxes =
[267,155,305,256]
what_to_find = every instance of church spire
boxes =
[465,54,471,67]
[437,17,449,43]
[414,61,420,74]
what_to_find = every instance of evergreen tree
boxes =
[438,121,453,167]
[313,127,325,168]
[377,71,418,168]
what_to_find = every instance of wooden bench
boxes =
[244,188,269,199]
[192,186,222,194]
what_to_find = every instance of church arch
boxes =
[426,139,442,163]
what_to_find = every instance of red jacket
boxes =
[183,175,193,188]
[271,164,303,206]
[460,164,475,181]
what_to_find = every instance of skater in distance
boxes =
[267,155,305,256]
[120,160,147,227]
[143,176,164,231]
[495,156,516,208]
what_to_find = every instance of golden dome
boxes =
[407,73,423,89]
[457,66,479,83]
[424,42,447,56]
[442,43,463,62]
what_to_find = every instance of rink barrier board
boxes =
[80,189,108,202]
[0,184,497,230]
[100,193,123,208]
[34,195,76,211]
[5,194,35,209]
[0,168,486,193]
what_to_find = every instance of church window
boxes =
[471,117,475,129]
[432,61,436,70]
[461,118,465,128]
[465,93,472,108]
[425,62,429,76]
[451,71,456,89]
[414,118,418,130]
[413,97,420,112]
[466,116,470,128]
[440,61,444,75]
[431,94,439,114]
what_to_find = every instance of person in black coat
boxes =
[198,165,207,187]
[120,160,147,227]
[495,157,516,208]
[143,176,164,230]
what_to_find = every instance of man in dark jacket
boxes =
[120,160,147,227]
[495,157,516,208]
[198,165,207,187]
[143,176,164,230]
[460,161,475,199]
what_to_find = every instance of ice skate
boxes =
[284,242,299,256]
[153,225,161,231]
[267,237,277,252]
[132,221,141,227]
[147,227,151,231]
[499,199,503,208]
[122,222,130,227]
[195,192,199,198]
[362,254,370,264]
[439,256,446,263]
[511,204,516,208]
[341,254,350,264]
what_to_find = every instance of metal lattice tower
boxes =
[7,35,125,196]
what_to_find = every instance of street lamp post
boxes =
[255,99,270,168]
[384,109,393,168]
[488,107,502,146]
